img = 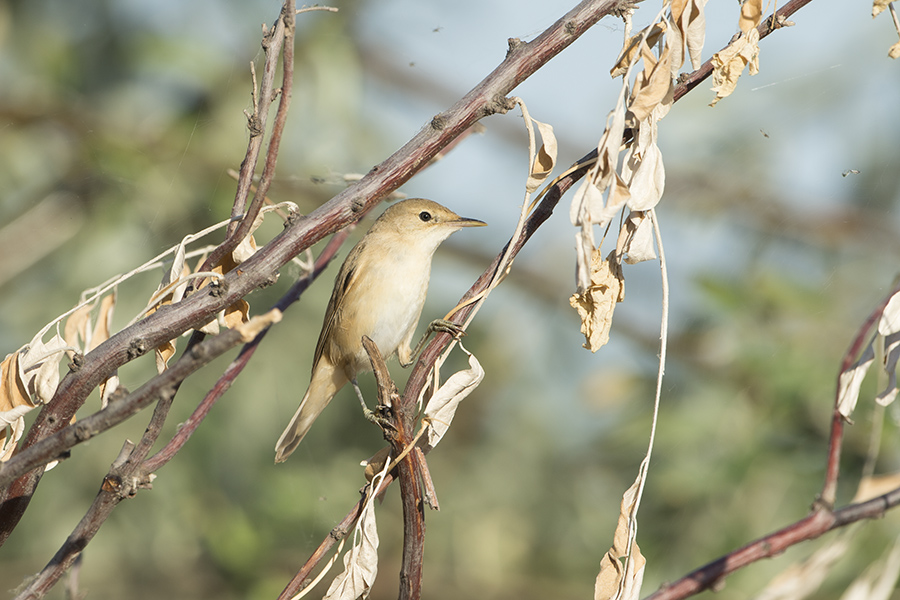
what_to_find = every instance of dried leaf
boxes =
[874,0,892,17]
[685,0,708,70]
[223,299,251,330]
[880,291,900,336]
[611,22,667,79]
[837,343,875,417]
[423,346,484,448]
[709,27,760,106]
[1,352,37,462]
[854,473,900,504]
[526,119,558,193]
[628,38,673,123]
[19,333,68,404]
[322,480,380,600]
[595,479,646,600]
[88,291,116,351]
[570,249,624,352]
[64,301,95,356]
[99,374,120,409]
[0,412,26,461]
[626,134,665,211]
[155,341,176,374]
[620,212,657,265]
[876,331,899,406]
[890,41,900,60]
[1,352,35,412]
[739,0,763,33]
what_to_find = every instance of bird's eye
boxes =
[419,211,432,222]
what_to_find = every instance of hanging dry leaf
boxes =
[525,118,558,193]
[571,88,629,292]
[19,333,68,404]
[423,346,484,448]
[669,0,708,76]
[739,0,763,34]
[0,410,27,461]
[322,479,381,600]
[64,301,95,357]
[619,212,657,265]
[0,351,37,462]
[570,249,625,352]
[836,289,900,416]
[611,22,667,78]
[595,479,646,600]
[837,343,875,417]
[99,373,120,409]
[709,27,760,106]
[624,121,666,212]
[628,34,673,123]
[874,0,892,17]
[223,299,251,330]
[88,291,116,351]
[155,341,176,374]
[889,42,900,60]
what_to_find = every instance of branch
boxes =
[0,311,281,490]
[361,336,426,600]
[0,0,622,540]
[645,483,900,600]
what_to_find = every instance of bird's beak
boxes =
[454,217,487,227]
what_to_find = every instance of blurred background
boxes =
[1,0,900,598]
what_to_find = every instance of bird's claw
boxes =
[428,318,466,340]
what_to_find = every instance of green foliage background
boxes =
[1,1,900,599]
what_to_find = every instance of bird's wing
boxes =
[312,241,365,368]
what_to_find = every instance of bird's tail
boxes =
[274,362,346,463]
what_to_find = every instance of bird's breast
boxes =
[334,248,432,370]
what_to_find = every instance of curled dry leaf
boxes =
[322,469,383,600]
[99,373,120,409]
[595,479,646,600]
[1,351,36,461]
[836,289,900,417]
[739,0,763,34]
[709,0,764,106]
[709,27,760,106]
[19,333,69,404]
[525,119,558,193]
[627,32,673,123]
[890,42,900,60]
[873,0,892,17]
[89,291,117,352]
[423,346,484,448]
[64,301,94,358]
[570,249,625,352]
[611,22,667,79]
[619,212,657,265]
[571,90,628,291]
[622,113,667,213]
[668,0,708,77]
[838,343,875,417]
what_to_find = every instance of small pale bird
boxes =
[274,198,486,463]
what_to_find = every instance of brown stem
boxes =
[645,482,900,600]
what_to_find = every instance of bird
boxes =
[275,198,486,463]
